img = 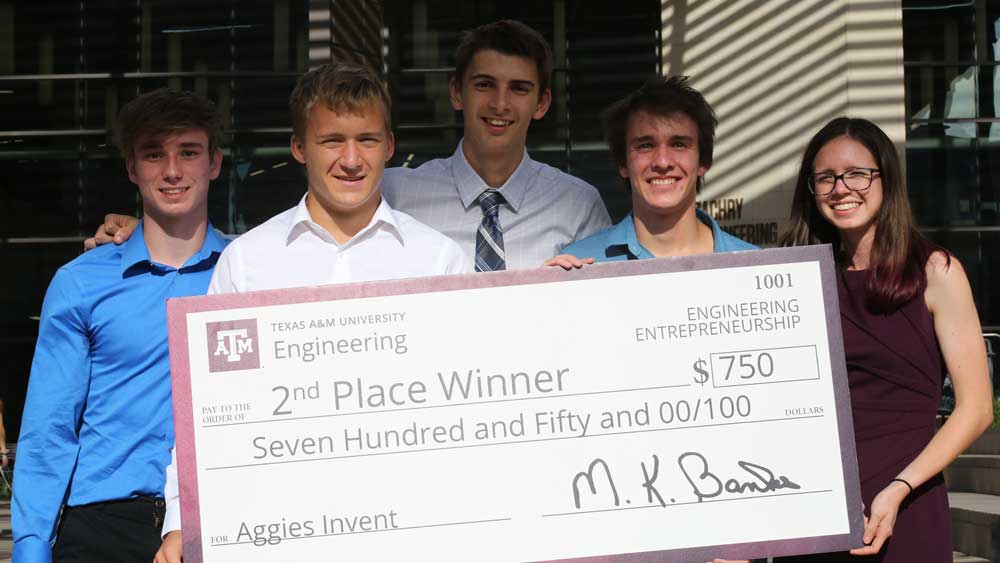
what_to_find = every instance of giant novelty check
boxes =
[167,245,863,563]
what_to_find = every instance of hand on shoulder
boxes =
[83,213,140,250]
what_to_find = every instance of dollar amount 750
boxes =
[691,345,821,389]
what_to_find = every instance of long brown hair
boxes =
[780,117,945,313]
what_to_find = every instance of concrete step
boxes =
[951,491,1000,563]
[0,501,8,562]
[953,551,990,563]
[965,428,1000,456]
[947,455,1000,496]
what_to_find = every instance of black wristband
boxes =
[890,477,913,494]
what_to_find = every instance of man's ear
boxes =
[290,135,306,164]
[126,156,138,184]
[385,132,395,162]
[209,148,223,180]
[449,77,464,111]
[532,88,553,120]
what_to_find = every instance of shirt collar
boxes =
[451,140,532,212]
[120,219,228,275]
[696,207,727,252]
[285,194,318,243]
[285,194,403,246]
[121,221,152,274]
[607,209,724,259]
[608,214,652,260]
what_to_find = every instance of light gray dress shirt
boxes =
[382,142,612,270]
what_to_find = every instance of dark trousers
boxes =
[53,497,166,563]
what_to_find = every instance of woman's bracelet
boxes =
[890,477,913,494]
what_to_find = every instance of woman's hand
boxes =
[849,480,910,555]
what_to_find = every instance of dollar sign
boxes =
[692,358,709,386]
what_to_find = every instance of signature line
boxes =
[541,488,835,517]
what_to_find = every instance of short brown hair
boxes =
[114,88,223,160]
[453,20,553,93]
[604,75,718,173]
[289,63,392,140]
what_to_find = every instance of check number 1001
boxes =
[754,273,793,290]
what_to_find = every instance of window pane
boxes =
[903,1,976,63]
[907,127,1000,228]
[906,65,978,121]
[1,242,82,439]
[907,129,979,227]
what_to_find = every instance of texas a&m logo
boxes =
[206,319,260,373]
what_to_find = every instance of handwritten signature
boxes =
[572,452,800,509]
[677,451,801,503]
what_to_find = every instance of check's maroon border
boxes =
[167,244,862,563]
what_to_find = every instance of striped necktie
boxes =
[475,189,506,272]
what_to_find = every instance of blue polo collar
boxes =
[121,220,227,275]
[609,208,728,259]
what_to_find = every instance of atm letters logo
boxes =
[207,319,260,373]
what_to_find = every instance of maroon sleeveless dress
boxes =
[778,269,952,562]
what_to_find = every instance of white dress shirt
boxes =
[162,195,468,535]
[382,141,611,270]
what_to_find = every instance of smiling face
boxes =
[620,110,706,220]
[449,49,551,162]
[291,102,394,232]
[128,128,220,226]
[812,135,883,240]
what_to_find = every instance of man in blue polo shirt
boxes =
[13,89,229,563]
[554,76,755,563]
[558,75,756,263]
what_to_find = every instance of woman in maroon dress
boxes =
[779,117,993,562]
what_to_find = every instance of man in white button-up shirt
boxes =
[153,62,467,563]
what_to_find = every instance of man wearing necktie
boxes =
[476,189,506,271]
[381,19,612,271]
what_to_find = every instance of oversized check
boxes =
[167,245,863,563]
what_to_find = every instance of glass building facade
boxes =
[903,0,1000,332]
[0,0,661,438]
[1,0,996,437]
